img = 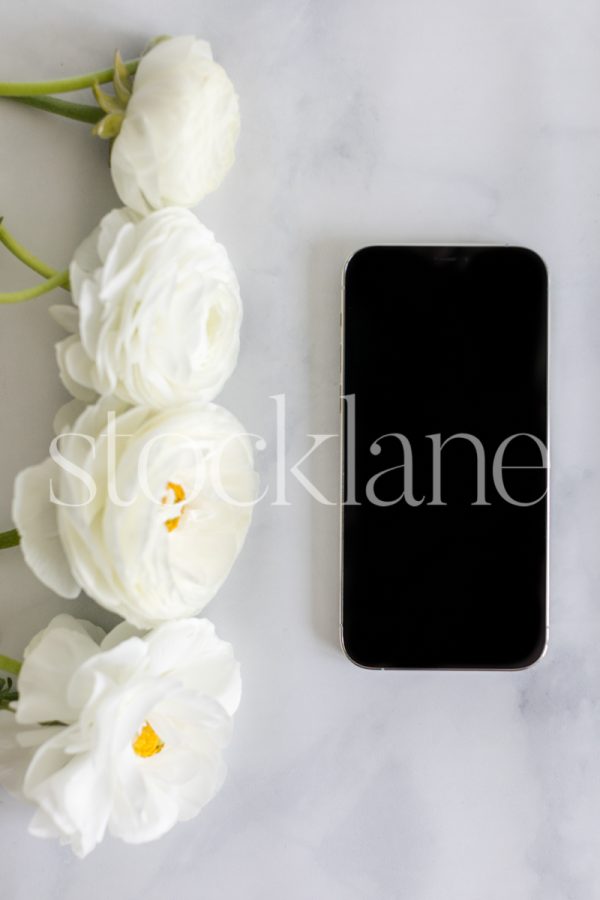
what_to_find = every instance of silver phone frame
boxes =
[338,243,550,671]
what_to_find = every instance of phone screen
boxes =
[341,246,548,669]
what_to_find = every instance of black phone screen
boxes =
[341,246,548,669]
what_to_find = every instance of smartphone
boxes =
[340,245,548,670]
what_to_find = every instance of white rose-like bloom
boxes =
[52,207,242,409]
[12,398,257,627]
[110,36,240,213]
[0,614,241,857]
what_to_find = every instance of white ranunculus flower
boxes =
[0,614,241,857]
[51,207,242,409]
[110,36,240,214]
[12,398,257,628]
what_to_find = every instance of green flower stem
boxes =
[0,655,22,676]
[0,269,69,304]
[0,220,57,278]
[0,529,19,549]
[9,95,104,124]
[0,58,139,96]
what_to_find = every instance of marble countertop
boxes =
[0,1,597,897]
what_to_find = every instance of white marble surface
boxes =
[0,0,597,896]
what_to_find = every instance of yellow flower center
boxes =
[161,481,186,532]
[132,721,165,758]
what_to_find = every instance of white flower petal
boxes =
[12,458,80,599]
[64,206,242,409]
[17,620,103,726]
[14,393,255,627]
[99,621,144,651]
[55,335,97,403]
[49,304,79,334]
[144,619,242,716]
[111,36,238,214]
[4,615,241,856]
[53,399,87,436]
[24,614,105,657]
[28,806,63,841]
[24,729,112,858]
[0,712,33,796]
[108,767,181,844]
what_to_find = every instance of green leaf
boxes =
[143,35,171,56]
[113,50,132,106]
[92,82,124,115]
[92,111,124,140]
[0,676,18,708]
[0,528,20,549]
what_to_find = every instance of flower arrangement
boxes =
[0,35,255,856]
